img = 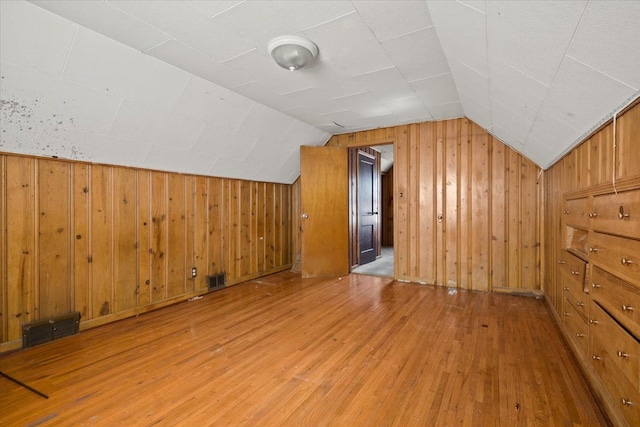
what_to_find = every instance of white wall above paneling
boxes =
[1,0,639,182]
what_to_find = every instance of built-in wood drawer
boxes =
[591,266,640,339]
[591,340,640,427]
[589,232,640,286]
[565,288,589,322]
[558,250,587,292]
[564,197,590,229]
[591,303,640,391]
[564,299,589,359]
[591,189,640,239]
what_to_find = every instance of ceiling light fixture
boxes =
[268,36,319,71]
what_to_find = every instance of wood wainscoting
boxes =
[0,272,606,426]
[0,153,293,352]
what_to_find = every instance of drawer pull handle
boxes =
[588,212,598,218]
[564,312,570,317]
[592,355,601,361]
[558,260,566,264]
[576,333,585,338]
[563,287,570,291]
[589,319,598,325]
[588,246,599,253]
[621,258,634,266]
[622,305,634,312]
[617,350,629,359]
[571,270,580,275]
[618,206,630,220]
[592,283,601,289]
[563,210,569,215]
[577,302,585,307]
[621,398,633,406]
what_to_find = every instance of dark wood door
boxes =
[358,151,379,265]
[300,146,349,278]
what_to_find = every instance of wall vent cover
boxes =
[207,273,226,292]
[22,312,81,348]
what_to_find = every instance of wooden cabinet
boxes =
[563,197,590,257]
[591,303,640,427]
[558,185,640,426]
[591,189,640,239]
[592,266,640,339]
[559,250,589,359]
[564,197,590,229]
[590,232,640,285]
[547,99,640,426]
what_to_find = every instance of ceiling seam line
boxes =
[58,25,79,80]
[565,55,638,91]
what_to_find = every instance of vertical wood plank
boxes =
[490,139,506,289]
[470,125,490,291]
[394,126,408,279]
[151,172,168,302]
[507,150,521,289]
[167,173,186,298]
[113,167,137,311]
[617,103,640,181]
[239,180,251,278]
[38,160,71,318]
[265,183,276,272]
[250,182,259,275]
[444,120,458,287]
[408,124,420,280]
[520,158,539,290]
[273,184,282,269]
[185,176,196,292]
[90,165,113,317]
[73,163,90,318]
[193,176,208,291]
[283,185,292,266]
[5,156,37,339]
[435,121,445,285]
[257,182,266,274]
[223,180,233,280]
[459,120,472,289]
[208,178,223,276]
[229,180,240,280]
[137,170,151,307]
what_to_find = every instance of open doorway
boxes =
[350,144,394,278]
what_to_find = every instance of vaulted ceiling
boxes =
[1,1,639,183]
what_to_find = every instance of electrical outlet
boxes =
[191,267,197,278]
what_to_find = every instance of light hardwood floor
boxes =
[0,272,607,426]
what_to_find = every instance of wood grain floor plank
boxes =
[0,272,607,426]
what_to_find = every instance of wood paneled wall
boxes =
[543,99,640,311]
[0,154,293,351]
[328,118,543,292]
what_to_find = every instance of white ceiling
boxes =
[1,1,639,183]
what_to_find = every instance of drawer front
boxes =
[564,299,589,359]
[591,336,640,427]
[565,286,589,322]
[564,197,590,228]
[558,251,587,290]
[591,303,640,390]
[591,266,640,339]
[592,189,640,240]
[590,232,640,286]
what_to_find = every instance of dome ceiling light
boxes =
[268,36,319,71]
